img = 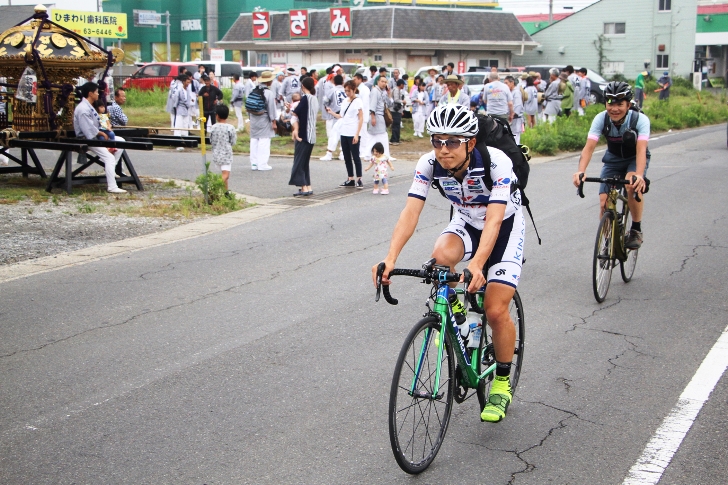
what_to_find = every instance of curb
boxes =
[0,198,289,284]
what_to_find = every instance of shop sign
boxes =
[181,19,202,31]
[330,8,351,38]
[51,9,127,38]
[253,12,271,40]
[290,10,309,39]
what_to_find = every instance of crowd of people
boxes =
[159,63,604,198]
[67,63,670,200]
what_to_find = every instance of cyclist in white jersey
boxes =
[372,105,524,423]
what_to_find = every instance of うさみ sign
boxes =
[51,9,127,39]
[289,10,309,39]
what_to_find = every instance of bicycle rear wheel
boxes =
[619,199,639,282]
[476,290,525,410]
[389,315,454,474]
[593,212,614,303]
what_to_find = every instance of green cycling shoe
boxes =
[481,375,512,423]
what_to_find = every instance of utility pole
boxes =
[166,11,171,62]
[549,0,553,25]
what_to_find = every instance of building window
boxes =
[478,59,499,68]
[658,0,671,11]
[120,43,141,65]
[152,43,180,62]
[190,42,204,62]
[601,61,625,76]
[374,54,382,62]
[656,54,669,69]
[345,49,362,54]
[603,22,626,35]
[259,53,269,66]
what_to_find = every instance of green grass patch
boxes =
[0,175,252,218]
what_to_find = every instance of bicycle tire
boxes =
[476,290,525,411]
[619,198,639,282]
[593,212,614,303]
[389,315,454,474]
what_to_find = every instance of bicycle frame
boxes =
[604,187,629,262]
[410,286,495,400]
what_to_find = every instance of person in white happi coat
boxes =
[320,74,346,161]
[504,75,524,144]
[170,75,195,138]
[231,73,245,131]
[247,71,278,171]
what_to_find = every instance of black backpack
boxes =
[245,86,267,115]
[432,114,541,244]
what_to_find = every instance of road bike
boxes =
[577,174,648,303]
[375,259,525,474]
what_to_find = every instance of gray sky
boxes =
[4,0,601,17]
[498,0,599,15]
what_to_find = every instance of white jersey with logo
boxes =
[408,147,522,231]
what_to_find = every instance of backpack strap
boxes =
[601,111,612,138]
[519,188,542,245]
[629,108,639,132]
[476,141,541,245]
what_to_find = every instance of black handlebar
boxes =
[375,261,487,314]
[375,260,460,306]
[577,174,647,203]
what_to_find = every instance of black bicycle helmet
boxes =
[603,81,633,103]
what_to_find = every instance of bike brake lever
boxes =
[632,176,642,203]
[375,262,385,302]
[577,173,585,199]
[462,268,472,288]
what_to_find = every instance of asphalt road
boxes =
[1,124,727,484]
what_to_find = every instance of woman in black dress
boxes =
[289,76,319,196]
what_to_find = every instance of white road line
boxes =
[623,324,728,484]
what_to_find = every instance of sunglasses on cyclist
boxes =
[605,93,630,104]
[430,137,471,150]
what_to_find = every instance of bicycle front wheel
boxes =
[620,200,639,282]
[476,290,525,410]
[389,315,454,474]
[593,212,614,303]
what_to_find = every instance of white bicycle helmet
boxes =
[426,104,479,138]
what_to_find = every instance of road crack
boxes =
[456,401,598,484]
[566,297,622,333]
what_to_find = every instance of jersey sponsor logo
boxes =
[493,177,511,187]
[495,268,506,276]
[455,228,466,237]
[514,252,522,261]
[511,274,520,283]
[517,237,524,252]
[413,171,430,185]
[466,179,483,191]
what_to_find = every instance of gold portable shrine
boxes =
[0,5,124,132]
